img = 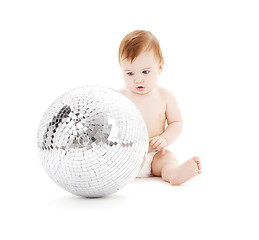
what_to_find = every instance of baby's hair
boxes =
[118,30,164,64]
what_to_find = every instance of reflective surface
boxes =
[37,86,148,197]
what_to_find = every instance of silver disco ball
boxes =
[37,86,148,198]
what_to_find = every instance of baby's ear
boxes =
[159,61,164,73]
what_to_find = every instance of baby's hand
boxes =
[149,136,168,155]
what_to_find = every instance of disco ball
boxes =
[37,86,148,198]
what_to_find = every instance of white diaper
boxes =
[137,151,158,178]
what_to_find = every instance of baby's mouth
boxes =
[136,86,145,91]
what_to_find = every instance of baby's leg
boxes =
[151,150,202,185]
[151,150,179,182]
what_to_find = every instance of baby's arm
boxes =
[161,91,183,145]
[150,91,183,152]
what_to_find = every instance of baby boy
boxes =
[118,30,202,185]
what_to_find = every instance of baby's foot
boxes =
[170,156,202,186]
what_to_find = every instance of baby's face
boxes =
[120,51,163,95]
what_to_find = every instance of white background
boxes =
[1,0,258,239]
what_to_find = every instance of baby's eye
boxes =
[142,70,150,74]
[127,72,134,76]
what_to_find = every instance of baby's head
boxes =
[118,30,164,95]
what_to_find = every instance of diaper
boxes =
[137,151,158,178]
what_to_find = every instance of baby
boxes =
[118,30,202,185]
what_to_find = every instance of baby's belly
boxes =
[148,129,164,139]
[146,122,165,138]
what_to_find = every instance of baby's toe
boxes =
[197,161,202,170]
[193,156,200,163]
[192,156,202,171]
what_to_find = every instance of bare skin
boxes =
[119,50,202,185]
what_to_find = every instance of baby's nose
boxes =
[134,77,144,83]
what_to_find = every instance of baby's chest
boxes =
[137,101,166,124]
[125,92,167,128]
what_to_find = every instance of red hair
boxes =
[118,30,164,64]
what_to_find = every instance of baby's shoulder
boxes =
[157,86,176,101]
